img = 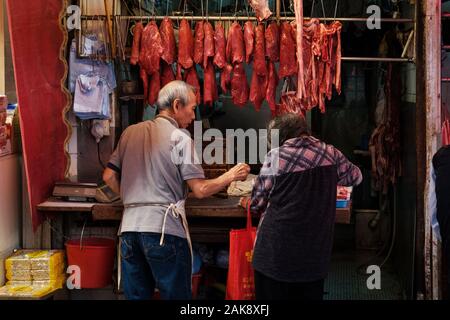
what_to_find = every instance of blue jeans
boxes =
[120,232,192,300]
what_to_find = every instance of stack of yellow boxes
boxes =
[0,250,66,298]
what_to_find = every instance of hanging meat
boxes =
[265,22,280,62]
[139,21,164,75]
[369,64,402,195]
[161,61,175,87]
[226,22,245,65]
[248,0,272,22]
[178,19,194,69]
[193,21,205,66]
[213,23,227,69]
[332,21,342,95]
[266,61,278,116]
[231,63,249,107]
[244,21,255,64]
[159,18,176,65]
[140,68,149,104]
[184,67,201,105]
[130,22,144,65]
[148,71,160,105]
[203,60,217,106]
[176,63,183,80]
[203,21,215,69]
[253,24,267,77]
[249,71,266,111]
[294,0,306,99]
[220,63,233,94]
[279,22,297,78]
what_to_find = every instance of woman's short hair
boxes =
[156,80,196,111]
[268,113,310,147]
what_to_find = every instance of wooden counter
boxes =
[38,196,352,223]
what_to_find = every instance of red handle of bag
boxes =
[246,202,253,230]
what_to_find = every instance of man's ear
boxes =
[172,98,181,113]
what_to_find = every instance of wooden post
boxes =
[0,0,5,94]
[276,0,281,21]
[104,0,115,58]
[416,0,442,300]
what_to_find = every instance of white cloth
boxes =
[429,164,442,241]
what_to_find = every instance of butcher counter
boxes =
[38,196,352,244]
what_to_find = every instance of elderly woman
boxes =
[242,113,363,300]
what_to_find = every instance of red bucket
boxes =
[65,237,116,289]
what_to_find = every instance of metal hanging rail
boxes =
[81,14,415,63]
[82,15,414,23]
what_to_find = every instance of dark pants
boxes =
[254,270,324,300]
[121,232,192,300]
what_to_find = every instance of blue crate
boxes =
[336,200,349,208]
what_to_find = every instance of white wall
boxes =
[0,154,21,286]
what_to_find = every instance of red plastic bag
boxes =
[226,206,256,300]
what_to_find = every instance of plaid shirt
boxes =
[250,136,362,218]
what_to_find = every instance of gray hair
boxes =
[156,80,196,111]
[268,113,310,147]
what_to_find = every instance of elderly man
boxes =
[103,81,250,300]
[242,113,363,300]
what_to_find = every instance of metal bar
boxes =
[442,13,450,18]
[443,45,450,50]
[443,78,450,83]
[342,57,412,62]
[81,15,414,23]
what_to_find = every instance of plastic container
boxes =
[65,237,116,289]
[336,200,349,208]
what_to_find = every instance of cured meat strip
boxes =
[220,63,233,94]
[130,22,144,65]
[203,21,215,69]
[266,61,278,116]
[178,19,194,69]
[184,67,201,105]
[139,21,164,75]
[253,24,267,77]
[248,0,272,21]
[265,22,280,62]
[176,63,183,80]
[160,18,176,65]
[249,71,266,111]
[213,23,227,69]
[226,22,244,65]
[140,68,149,104]
[294,0,306,98]
[231,63,249,107]
[160,61,175,87]
[279,22,297,78]
[148,71,160,105]
[203,60,217,106]
[244,21,255,64]
[193,21,205,66]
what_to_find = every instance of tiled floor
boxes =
[324,250,404,300]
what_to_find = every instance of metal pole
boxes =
[81,15,414,23]
[443,78,450,83]
[342,57,412,62]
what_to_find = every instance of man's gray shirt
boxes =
[108,115,205,239]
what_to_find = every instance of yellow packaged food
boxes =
[0,284,55,298]
[5,269,32,281]
[5,250,65,271]
[31,263,65,280]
